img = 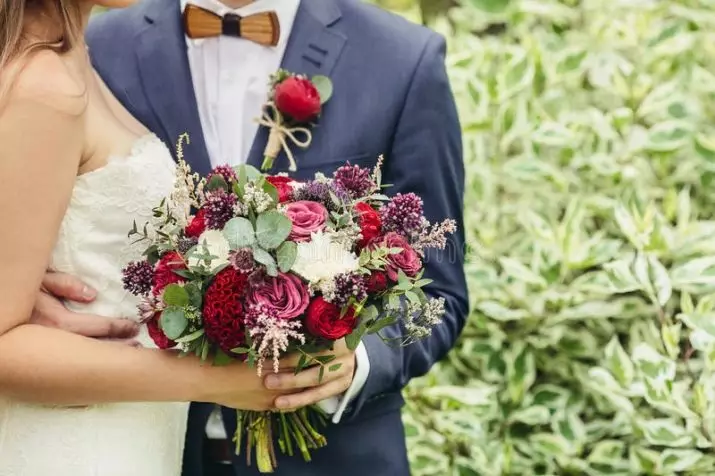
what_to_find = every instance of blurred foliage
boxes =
[376,0,715,474]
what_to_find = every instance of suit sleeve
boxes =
[347,33,468,417]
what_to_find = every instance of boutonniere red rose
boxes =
[257,69,333,172]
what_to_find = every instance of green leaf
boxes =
[639,419,693,447]
[255,211,292,250]
[207,174,229,192]
[276,241,297,272]
[160,307,188,340]
[213,349,234,366]
[328,363,342,372]
[231,347,251,355]
[604,337,634,387]
[262,180,279,204]
[312,75,333,104]
[233,164,262,183]
[223,217,256,249]
[345,323,367,351]
[175,328,205,344]
[162,284,189,307]
[252,246,278,276]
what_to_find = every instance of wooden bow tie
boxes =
[183,4,280,46]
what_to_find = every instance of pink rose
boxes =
[381,232,422,281]
[285,201,328,242]
[247,273,309,320]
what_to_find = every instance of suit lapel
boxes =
[246,0,347,171]
[135,0,213,177]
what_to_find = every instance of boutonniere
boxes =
[257,69,333,172]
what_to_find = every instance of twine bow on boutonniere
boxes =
[256,69,333,172]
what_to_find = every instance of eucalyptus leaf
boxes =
[255,211,292,250]
[253,246,278,276]
[276,241,297,272]
[160,307,188,340]
[223,217,256,249]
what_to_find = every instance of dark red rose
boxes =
[152,252,187,295]
[366,271,389,293]
[381,232,422,281]
[354,202,382,248]
[185,209,207,238]
[305,297,357,340]
[203,268,249,355]
[266,176,296,203]
[274,76,321,123]
[147,313,175,350]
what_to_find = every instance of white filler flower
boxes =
[292,231,359,284]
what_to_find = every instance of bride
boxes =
[0,0,304,474]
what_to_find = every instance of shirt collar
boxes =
[181,0,299,46]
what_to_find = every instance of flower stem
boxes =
[261,155,275,171]
[254,413,275,473]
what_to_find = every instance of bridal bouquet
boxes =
[121,135,456,473]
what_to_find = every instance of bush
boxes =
[402,1,715,475]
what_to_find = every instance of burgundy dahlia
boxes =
[204,190,238,230]
[122,260,154,296]
[333,164,375,199]
[381,193,424,236]
[331,272,368,308]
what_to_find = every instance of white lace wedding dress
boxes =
[0,135,189,476]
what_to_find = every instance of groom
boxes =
[33,0,468,475]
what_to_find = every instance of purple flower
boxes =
[333,164,375,199]
[331,272,368,308]
[207,165,237,184]
[204,189,237,230]
[292,180,349,211]
[122,260,154,296]
[230,248,256,273]
[177,237,198,254]
[381,193,424,236]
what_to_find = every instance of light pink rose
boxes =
[247,273,309,320]
[285,201,328,242]
[381,232,422,281]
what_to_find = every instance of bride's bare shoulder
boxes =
[4,49,87,115]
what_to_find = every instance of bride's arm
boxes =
[0,65,267,409]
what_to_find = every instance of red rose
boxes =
[381,232,422,281]
[266,176,296,203]
[147,313,175,350]
[185,209,207,238]
[203,268,249,355]
[305,297,358,340]
[285,201,328,242]
[354,202,382,248]
[153,252,187,295]
[274,76,321,123]
[366,270,389,293]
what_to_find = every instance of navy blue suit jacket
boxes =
[87,0,468,474]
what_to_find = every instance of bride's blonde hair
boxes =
[0,0,83,97]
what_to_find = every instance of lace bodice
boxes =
[51,134,176,346]
[0,134,189,476]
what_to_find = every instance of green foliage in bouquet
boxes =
[401,0,715,474]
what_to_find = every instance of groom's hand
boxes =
[30,271,140,345]
[265,340,356,411]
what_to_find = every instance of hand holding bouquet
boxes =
[122,136,456,473]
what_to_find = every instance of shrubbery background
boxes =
[372,1,715,475]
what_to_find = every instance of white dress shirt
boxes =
[181,0,369,434]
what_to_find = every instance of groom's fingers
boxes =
[264,354,354,390]
[31,292,140,339]
[273,377,352,411]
